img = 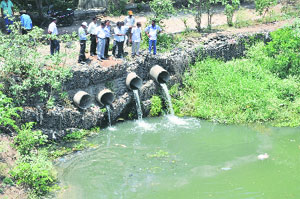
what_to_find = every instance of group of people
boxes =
[1,0,32,34]
[77,10,162,64]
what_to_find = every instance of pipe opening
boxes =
[130,77,142,90]
[97,89,115,106]
[149,65,170,84]
[126,72,143,90]
[73,91,93,109]
[157,71,170,84]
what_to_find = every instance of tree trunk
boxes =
[35,0,43,19]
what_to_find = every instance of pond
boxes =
[56,116,300,199]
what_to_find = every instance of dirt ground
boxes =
[0,135,27,199]
[38,2,291,68]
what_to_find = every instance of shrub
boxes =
[150,96,162,116]
[10,151,56,196]
[251,21,300,78]
[0,22,72,106]
[149,0,175,24]
[14,123,48,155]
[177,54,300,126]
[223,0,240,26]
[255,0,278,16]
[0,85,22,133]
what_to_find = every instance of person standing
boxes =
[145,20,162,55]
[96,22,106,61]
[48,18,60,55]
[130,22,142,57]
[113,22,125,58]
[124,10,135,46]
[104,20,111,58]
[87,17,97,56]
[20,10,32,35]
[78,22,88,64]
[0,0,14,34]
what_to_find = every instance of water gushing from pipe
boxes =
[133,90,143,120]
[161,83,174,115]
[106,105,112,127]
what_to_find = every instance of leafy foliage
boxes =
[0,22,72,106]
[223,0,240,26]
[176,24,300,127]
[107,0,127,16]
[14,123,48,155]
[0,85,22,133]
[149,0,175,24]
[150,96,162,116]
[10,151,56,196]
[255,0,278,16]
[177,56,300,126]
[256,21,300,78]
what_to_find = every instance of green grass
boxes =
[173,57,300,126]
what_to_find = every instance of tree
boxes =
[223,0,240,26]
[149,0,175,24]
[255,0,278,17]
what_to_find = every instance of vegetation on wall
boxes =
[0,22,73,107]
[172,22,300,127]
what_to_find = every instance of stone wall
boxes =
[78,0,108,9]
[20,31,270,139]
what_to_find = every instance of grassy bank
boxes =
[172,20,300,127]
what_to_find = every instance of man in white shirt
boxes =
[96,22,106,61]
[104,20,111,58]
[87,17,97,56]
[145,20,162,55]
[130,22,142,57]
[78,22,88,63]
[124,10,135,46]
[113,21,126,58]
[48,18,60,55]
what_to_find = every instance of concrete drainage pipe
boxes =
[73,91,93,109]
[96,89,115,106]
[149,65,170,84]
[126,72,143,90]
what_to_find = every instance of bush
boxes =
[0,22,72,106]
[247,21,300,79]
[150,96,162,116]
[14,123,48,155]
[177,52,300,126]
[10,151,56,196]
[149,0,175,24]
[255,0,278,16]
[0,85,22,133]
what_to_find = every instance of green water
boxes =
[56,116,300,199]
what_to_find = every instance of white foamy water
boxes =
[133,90,143,120]
[161,83,175,115]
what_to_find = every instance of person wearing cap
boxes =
[78,22,88,64]
[104,20,111,58]
[87,17,98,56]
[124,10,135,46]
[96,22,106,61]
[1,0,14,34]
[20,10,32,35]
[145,19,162,55]
[48,18,60,55]
[130,22,142,57]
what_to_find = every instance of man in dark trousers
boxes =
[87,17,97,56]
[104,20,111,58]
[78,22,88,63]
[48,18,60,55]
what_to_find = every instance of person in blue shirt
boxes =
[20,10,32,35]
[0,0,14,34]
[145,20,162,55]
[78,22,88,64]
